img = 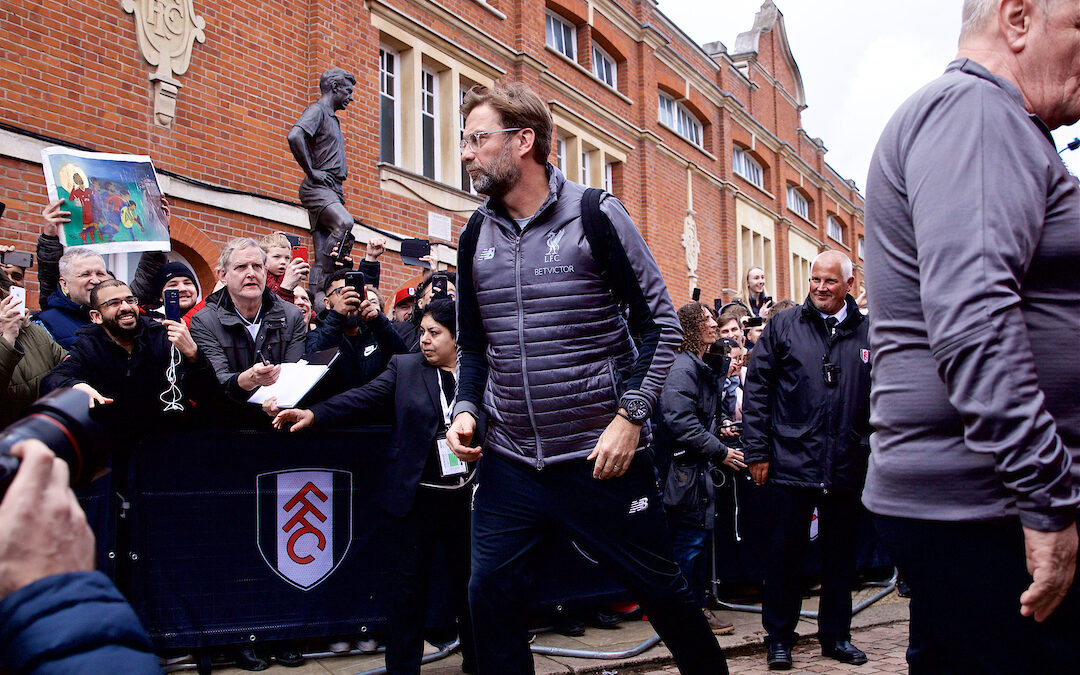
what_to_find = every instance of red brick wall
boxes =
[1,0,863,310]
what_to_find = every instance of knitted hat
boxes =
[152,261,199,301]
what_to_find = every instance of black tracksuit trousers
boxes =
[469,451,727,675]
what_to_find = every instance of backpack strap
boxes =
[457,209,485,269]
[581,187,630,308]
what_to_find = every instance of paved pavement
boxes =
[183,584,909,674]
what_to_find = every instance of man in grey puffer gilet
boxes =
[447,84,727,675]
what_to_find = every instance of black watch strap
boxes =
[615,410,643,426]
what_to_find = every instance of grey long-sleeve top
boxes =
[863,59,1080,531]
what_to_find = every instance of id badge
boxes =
[437,438,466,477]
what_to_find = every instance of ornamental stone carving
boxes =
[682,209,700,293]
[122,0,207,128]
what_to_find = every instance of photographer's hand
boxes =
[0,440,94,600]
[0,295,22,347]
[72,383,113,408]
[447,412,482,462]
[273,408,315,431]
[280,257,310,291]
[722,447,746,471]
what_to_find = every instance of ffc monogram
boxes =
[257,469,352,591]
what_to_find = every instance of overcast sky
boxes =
[658,0,1080,189]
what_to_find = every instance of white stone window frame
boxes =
[858,234,865,259]
[379,45,401,166]
[555,135,567,172]
[786,185,809,220]
[545,10,576,61]
[592,43,616,88]
[604,161,614,193]
[420,67,440,181]
[827,214,844,243]
[658,92,703,148]
[733,146,764,188]
[580,149,591,185]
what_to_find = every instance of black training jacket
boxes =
[741,295,871,493]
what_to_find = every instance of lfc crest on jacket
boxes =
[257,469,352,590]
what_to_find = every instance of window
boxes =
[733,147,763,188]
[858,235,865,259]
[421,69,439,180]
[379,46,399,165]
[657,93,703,147]
[545,11,576,60]
[460,87,474,193]
[555,135,566,172]
[786,186,809,220]
[593,45,616,87]
[827,214,844,243]
[604,161,614,193]
[581,150,591,185]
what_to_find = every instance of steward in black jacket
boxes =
[741,294,871,492]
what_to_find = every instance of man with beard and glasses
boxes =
[41,279,219,445]
[447,83,727,675]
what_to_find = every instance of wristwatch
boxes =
[620,398,650,425]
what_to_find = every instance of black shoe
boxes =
[766,643,792,670]
[821,640,868,665]
[234,647,269,672]
[586,609,623,629]
[553,613,585,637]
[272,648,306,667]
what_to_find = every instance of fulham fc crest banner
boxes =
[257,469,352,591]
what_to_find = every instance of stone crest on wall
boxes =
[122,0,207,128]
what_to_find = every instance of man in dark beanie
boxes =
[146,261,202,326]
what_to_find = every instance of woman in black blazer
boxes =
[274,299,476,674]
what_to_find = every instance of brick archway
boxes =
[169,217,220,296]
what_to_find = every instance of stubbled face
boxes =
[266,246,290,277]
[162,276,198,312]
[393,298,414,322]
[747,267,766,294]
[719,318,743,347]
[92,284,139,339]
[419,314,456,369]
[60,255,109,307]
[221,246,266,304]
[809,257,852,316]
[461,104,522,198]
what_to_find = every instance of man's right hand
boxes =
[242,362,281,390]
[722,447,746,471]
[335,286,362,317]
[446,412,482,462]
[1020,523,1078,622]
[42,199,70,238]
[0,440,95,600]
[748,460,769,486]
[0,295,23,347]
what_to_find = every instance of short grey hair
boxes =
[811,250,853,280]
[58,248,105,282]
[961,0,1059,37]
[218,237,266,272]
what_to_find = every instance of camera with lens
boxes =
[0,389,106,496]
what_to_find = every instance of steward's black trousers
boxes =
[762,484,861,648]
[469,451,728,675]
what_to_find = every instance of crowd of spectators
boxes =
[0,192,860,672]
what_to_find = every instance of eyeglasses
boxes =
[459,128,523,153]
[97,295,139,310]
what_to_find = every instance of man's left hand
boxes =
[1021,523,1078,622]
[359,298,379,322]
[587,412,640,480]
[163,319,198,360]
[280,257,310,291]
